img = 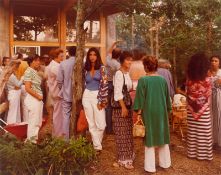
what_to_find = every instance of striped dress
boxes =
[186,78,213,160]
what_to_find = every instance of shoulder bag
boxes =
[111,71,132,109]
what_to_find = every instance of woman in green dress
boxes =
[133,55,171,173]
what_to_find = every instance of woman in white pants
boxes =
[82,47,108,153]
[134,56,171,173]
[24,55,43,143]
[6,62,23,124]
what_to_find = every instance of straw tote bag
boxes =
[133,118,145,137]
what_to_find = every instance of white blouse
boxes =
[211,69,221,87]
[113,70,132,101]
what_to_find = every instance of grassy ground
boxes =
[88,132,221,175]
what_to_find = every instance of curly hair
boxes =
[187,52,210,81]
[142,55,158,72]
[84,47,103,71]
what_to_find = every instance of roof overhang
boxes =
[10,0,131,16]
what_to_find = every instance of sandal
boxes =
[123,162,134,170]
[118,161,134,170]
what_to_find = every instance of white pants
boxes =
[82,89,106,150]
[144,144,171,173]
[7,89,21,124]
[24,94,43,142]
[21,85,28,122]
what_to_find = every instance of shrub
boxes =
[0,133,95,175]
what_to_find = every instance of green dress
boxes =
[133,76,171,147]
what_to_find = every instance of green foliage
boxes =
[0,133,95,175]
[116,0,221,85]
[14,15,58,41]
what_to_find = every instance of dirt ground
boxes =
[39,118,221,175]
[89,131,221,175]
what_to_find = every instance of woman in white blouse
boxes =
[209,55,221,148]
[112,51,134,169]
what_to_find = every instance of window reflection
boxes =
[66,10,77,42]
[13,7,58,42]
[84,20,100,43]
[66,10,101,43]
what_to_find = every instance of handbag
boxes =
[133,117,145,137]
[76,109,88,133]
[111,71,132,109]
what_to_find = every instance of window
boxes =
[13,5,58,42]
[14,46,40,57]
[84,20,100,43]
[66,10,101,43]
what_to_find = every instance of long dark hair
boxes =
[84,47,103,71]
[187,52,209,81]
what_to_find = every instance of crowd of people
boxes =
[0,42,220,173]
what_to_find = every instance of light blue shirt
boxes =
[85,70,101,91]
[106,54,120,81]
[57,56,75,102]
[7,74,23,91]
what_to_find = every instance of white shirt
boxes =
[113,70,132,101]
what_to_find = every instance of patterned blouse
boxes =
[186,77,211,120]
[97,66,108,105]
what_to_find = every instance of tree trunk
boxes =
[155,20,159,59]
[172,47,177,89]
[206,19,212,55]
[131,15,135,49]
[34,17,38,41]
[70,0,86,138]
[149,19,154,55]
[89,20,93,41]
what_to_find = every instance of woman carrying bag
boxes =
[133,55,171,173]
[112,51,134,170]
